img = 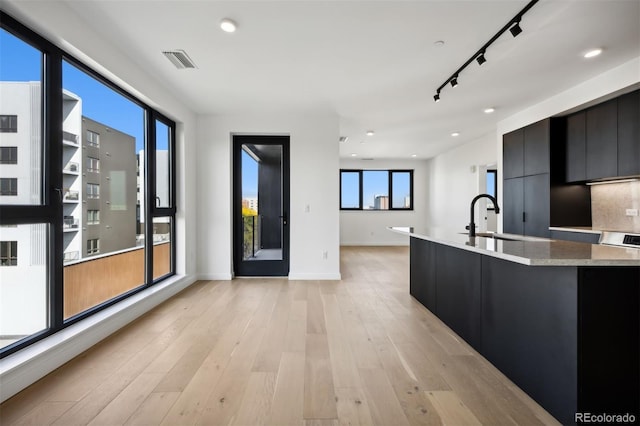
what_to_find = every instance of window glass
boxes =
[362,170,389,210]
[486,170,497,209]
[0,178,18,196]
[391,171,411,209]
[0,224,48,350]
[340,171,360,209]
[62,60,145,319]
[155,120,170,208]
[153,216,171,279]
[0,28,43,205]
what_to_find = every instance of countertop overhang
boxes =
[389,226,640,266]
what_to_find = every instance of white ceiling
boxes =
[6,1,640,159]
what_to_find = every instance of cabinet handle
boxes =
[522,212,526,222]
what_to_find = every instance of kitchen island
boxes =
[389,226,640,425]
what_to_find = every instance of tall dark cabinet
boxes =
[585,99,618,180]
[502,119,551,238]
[618,90,640,176]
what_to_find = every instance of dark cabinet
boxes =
[503,175,550,238]
[503,128,524,179]
[409,238,436,312]
[503,177,524,235]
[565,111,586,182]
[618,90,640,176]
[435,244,482,348]
[586,99,618,180]
[524,119,550,175]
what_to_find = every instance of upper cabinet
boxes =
[617,90,640,177]
[503,119,550,179]
[563,89,640,183]
[585,99,617,180]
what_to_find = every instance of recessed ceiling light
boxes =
[366,130,375,136]
[484,107,495,114]
[220,18,237,33]
[351,153,357,157]
[411,154,417,158]
[584,48,602,58]
[451,132,460,137]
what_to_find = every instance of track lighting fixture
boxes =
[432,0,538,104]
[509,21,522,37]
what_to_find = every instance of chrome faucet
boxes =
[468,194,500,237]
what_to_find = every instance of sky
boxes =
[1,28,167,153]
[242,150,258,199]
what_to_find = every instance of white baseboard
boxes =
[288,272,342,280]
[0,274,197,403]
[197,273,233,281]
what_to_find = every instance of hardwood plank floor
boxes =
[0,246,559,425]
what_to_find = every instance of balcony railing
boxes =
[63,189,79,202]
[63,251,80,262]
[243,215,261,260]
[63,217,79,230]
[63,131,79,145]
[63,161,80,174]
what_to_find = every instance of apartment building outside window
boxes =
[0,178,18,196]
[86,183,99,199]
[86,156,99,173]
[0,115,18,132]
[0,147,18,164]
[86,238,99,255]
[86,130,99,147]
[87,210,100,225]
[0,241,18,266]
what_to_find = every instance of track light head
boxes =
[450,77,458,88]
[476,52,486,65]
[434,92,440,102]
[509,20,522,37]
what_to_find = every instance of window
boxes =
[86,238,99,255]
[87,210,99,225]
[1,13,177,358]
[86,183,99,199]
[86,130,99,147]
[86,156,99,173]
[340,170,361,209]
[0,241,17,266]
[0,115,18,133]
[391,171,412,209]
[0,146,17,164]
[340,169,413,211]
[0,178,18,196]
[486,169,497,209]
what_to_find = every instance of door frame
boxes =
[232,134,290,277]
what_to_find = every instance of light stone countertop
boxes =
[388,226,640,267]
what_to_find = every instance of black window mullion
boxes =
[46,46,64,330]
[145,109,155,286]
[388,171,394,211]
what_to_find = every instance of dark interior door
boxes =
[233,135,290,276]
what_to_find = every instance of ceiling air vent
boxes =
[162,49,197,69]
[362,158,375,161]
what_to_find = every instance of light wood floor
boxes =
[0,246,559,425]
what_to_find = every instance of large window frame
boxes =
[0,12,177,358]
[340,169,414,211]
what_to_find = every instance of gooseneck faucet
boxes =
[468,194,500,237]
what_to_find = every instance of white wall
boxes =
[196,113,341,280]
[426,133,498,232]
[339,159,429,246]
[495,56,640,231]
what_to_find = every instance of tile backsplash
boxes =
[591,181,640,232]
